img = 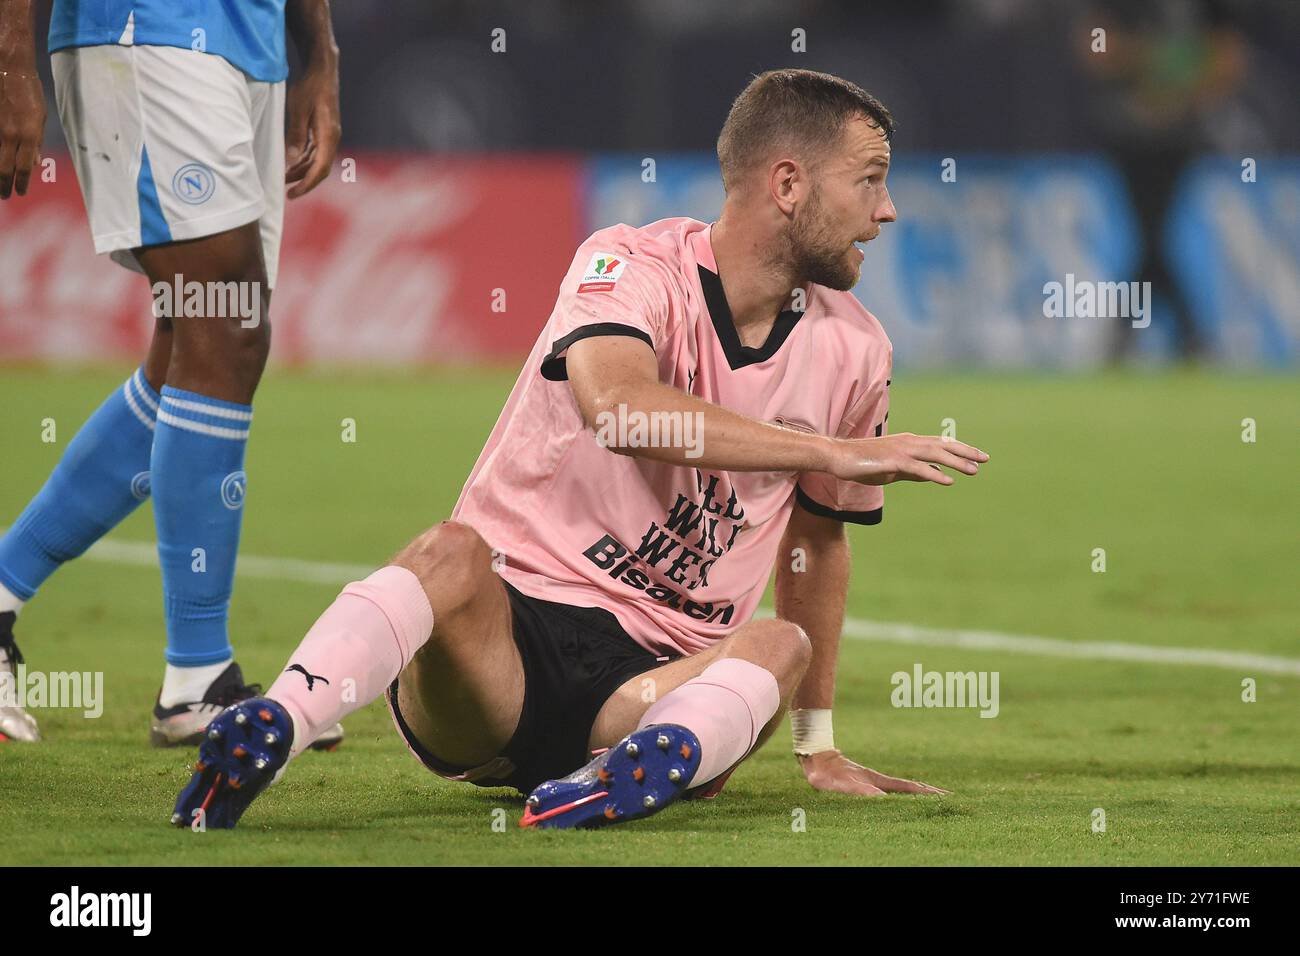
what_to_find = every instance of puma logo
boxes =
[286,664,329,691]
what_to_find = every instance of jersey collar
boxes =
[692,224,805,371]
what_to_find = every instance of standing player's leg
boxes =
[0,318,173,743]
[521,619,810,828]
[111,45,302,746]
[0,48,181,737]
[172,521,528,829]
[132,224,275,745]
[2,42,295,747]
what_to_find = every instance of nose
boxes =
[876,186,897,224]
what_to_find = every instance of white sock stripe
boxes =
[122,380,156,431]
[156,408,250,440]
[161,395,253,422]
[130,370,160,412]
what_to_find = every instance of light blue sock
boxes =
[0,369,158,600]
[153,386,253,666]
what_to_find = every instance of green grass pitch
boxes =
[1,365,1297,865]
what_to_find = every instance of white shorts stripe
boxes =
[156,408,250,440]
[122,380,156,431]
[161,396,253,422]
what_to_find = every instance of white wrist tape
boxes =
[790,708,835,755]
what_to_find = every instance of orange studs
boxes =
[597,768,612,784]
[232,745,247,759]
[679,742,693,760]
[604,806,620,820]
[258,708,274,723]
[632,766,646,783]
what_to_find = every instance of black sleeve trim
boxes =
[539,323,656,381]
[795,486,883,526]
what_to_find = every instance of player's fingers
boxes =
[898,779,945,795]
[903,461,953,485]
[0,136,18,199]
[925,447,981,475]
[867,772,946,795]
[13,139,39,196]
[315,110,342,165]
[839,777,888,796]
[937,438,989,462]
[285,147,314,184]
[287,143,331,198]
[807,769,882,796]
[843,772,889,796]
[284,101,311,177]
[285,133,315,183]
[288,115,338,198]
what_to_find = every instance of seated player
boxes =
[173,69,988,830]
[0,0,342,748]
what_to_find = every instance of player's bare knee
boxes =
[170,314,272,398]
[221,316,272,369]
[720,619,810,696]
[393,520,492,614]
[776,620,813,677]
[743,620,810,696]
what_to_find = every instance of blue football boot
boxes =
[170,697,293,830]
[520,723,702,829]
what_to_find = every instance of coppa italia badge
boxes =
[577,253,627,293]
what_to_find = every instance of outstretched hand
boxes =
[799,749,950,796]
[825,432,989,487]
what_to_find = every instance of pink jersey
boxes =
[453,217,892,657]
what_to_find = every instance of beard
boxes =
[784,186,861,292]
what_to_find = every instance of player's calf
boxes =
[389,520,525,769]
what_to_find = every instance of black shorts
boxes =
[388,580,674,794]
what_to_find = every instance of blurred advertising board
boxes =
[1166,158,1300,366]
[2,152,1295,367]
[0,155,585,364]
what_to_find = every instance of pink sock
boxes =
[637,658,780,786]
[266,566,433,757]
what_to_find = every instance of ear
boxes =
[769,158,802,215]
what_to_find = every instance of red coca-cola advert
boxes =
[0,154,585,364]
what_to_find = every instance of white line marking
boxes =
[83,535,374,586]
[24,532,1300,677]
[838,618,1300,677]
